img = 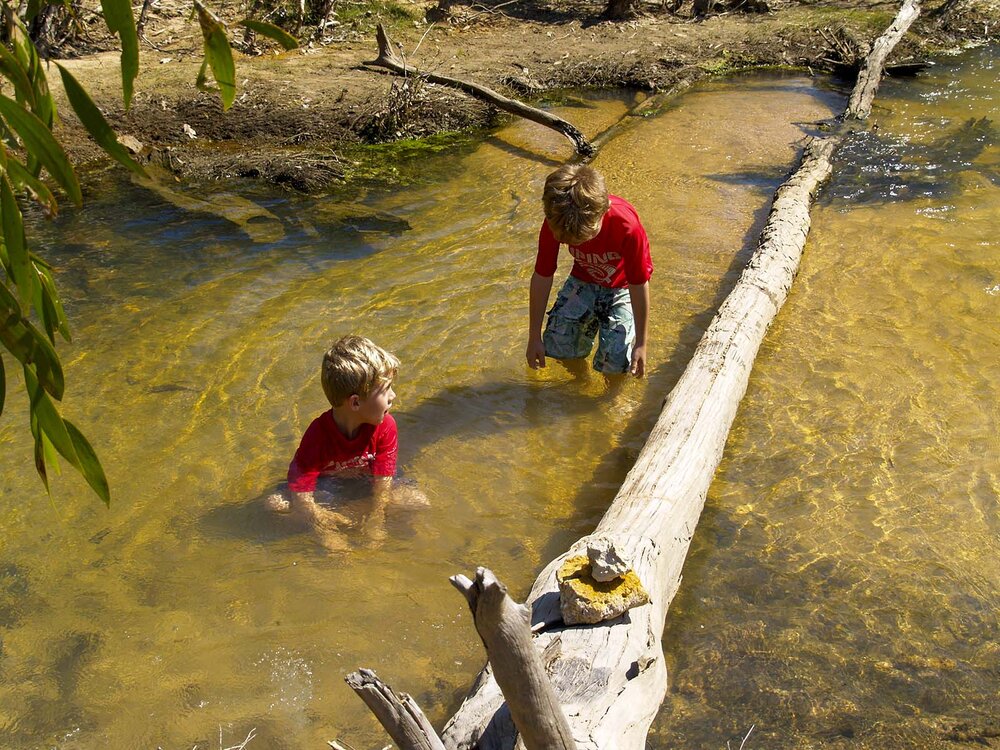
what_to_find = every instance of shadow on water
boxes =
[394,374,632,461]
[821,116,999,205]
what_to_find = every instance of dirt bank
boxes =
[53,0,997,191]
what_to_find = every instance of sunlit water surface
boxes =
[0,47,995,750]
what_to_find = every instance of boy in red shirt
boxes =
[525,164,652,377]
[266,335,408,549]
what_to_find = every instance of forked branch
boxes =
[344,669,446,750]
[451,568,577,750]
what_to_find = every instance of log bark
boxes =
[450,568,578,750]
[351,2,920,748]
[366,24,594,157]
[345,669,446,750]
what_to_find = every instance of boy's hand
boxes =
[526,338,547,369]
[630,344,647,378]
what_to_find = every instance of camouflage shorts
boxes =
[543,276,635,374]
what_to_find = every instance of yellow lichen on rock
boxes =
[557,555,650,625]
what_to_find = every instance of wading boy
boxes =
[267,335,416,550]
[525,164,652,377]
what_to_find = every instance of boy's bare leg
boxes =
[313,525,351,553]
[387,478,431,508]
[358,478,391,547]
[290,490,351,528]
[555,356,592,380]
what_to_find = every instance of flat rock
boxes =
[557,555,650,625]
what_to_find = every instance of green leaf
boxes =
[1,173,39,308]
[238,19,299,50]
[23,365,77,469]
[7,15,55,131]
[55,64,147,178]
[0,44,37,110]
[0,282,65,399]
[0,354,5,416]
[33,260,71,341]
[6,157,58,216]
[0,94,81,206]
[64,418,111,505]
[194,1,236,110]
[33,430,52,493]
[100,0,139,108]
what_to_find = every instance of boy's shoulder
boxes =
[606,195,647,234]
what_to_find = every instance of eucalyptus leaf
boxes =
[34,263,71,341]
[0,282,65,399]
[33,430,51,493]
[0,354,6,416]
[0,95,81,206]
[64,419,111,505]
[100,0,139,108]
[0,44,37,110]
[7,157,58,215]
[194,2,236,110]
[0,174,38,308]
[56,64,147,177]
[239,19,299,50]
[23,365,78,470]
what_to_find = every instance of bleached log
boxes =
[450,568,577,750]
[345,669,446,750]
[442,134,838,750]
[350,2,920,748]
[367,24,594,156]
[845,0,921,120]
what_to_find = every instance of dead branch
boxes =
[366,24,594,157]
[347,1,923,747]
[344,669,446,750]
[451,568,577,750]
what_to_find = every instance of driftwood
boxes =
[367,24,594,157]
[350,1,920,747]
[451,569,577,750]
[345,669,446,750]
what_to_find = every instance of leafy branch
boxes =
[0,1,297,505]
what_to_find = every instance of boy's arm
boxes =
[526,271,554,369]
[627,281,650,378]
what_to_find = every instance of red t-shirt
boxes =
[287,411,398,492]
[535,195,653,289]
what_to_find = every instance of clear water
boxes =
[0,46,995,750]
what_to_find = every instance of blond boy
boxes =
[526,164,652,377]
[267,335,404,548]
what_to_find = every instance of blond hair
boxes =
[542,164,610,243]
[321,335,399,406]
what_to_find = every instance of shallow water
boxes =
[0,47,995,749]
[656,45,999,749]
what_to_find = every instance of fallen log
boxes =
[845,0,922,120]
[366,24,594,157]
[349,1,920,747]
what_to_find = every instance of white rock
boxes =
[587,535,629,582]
